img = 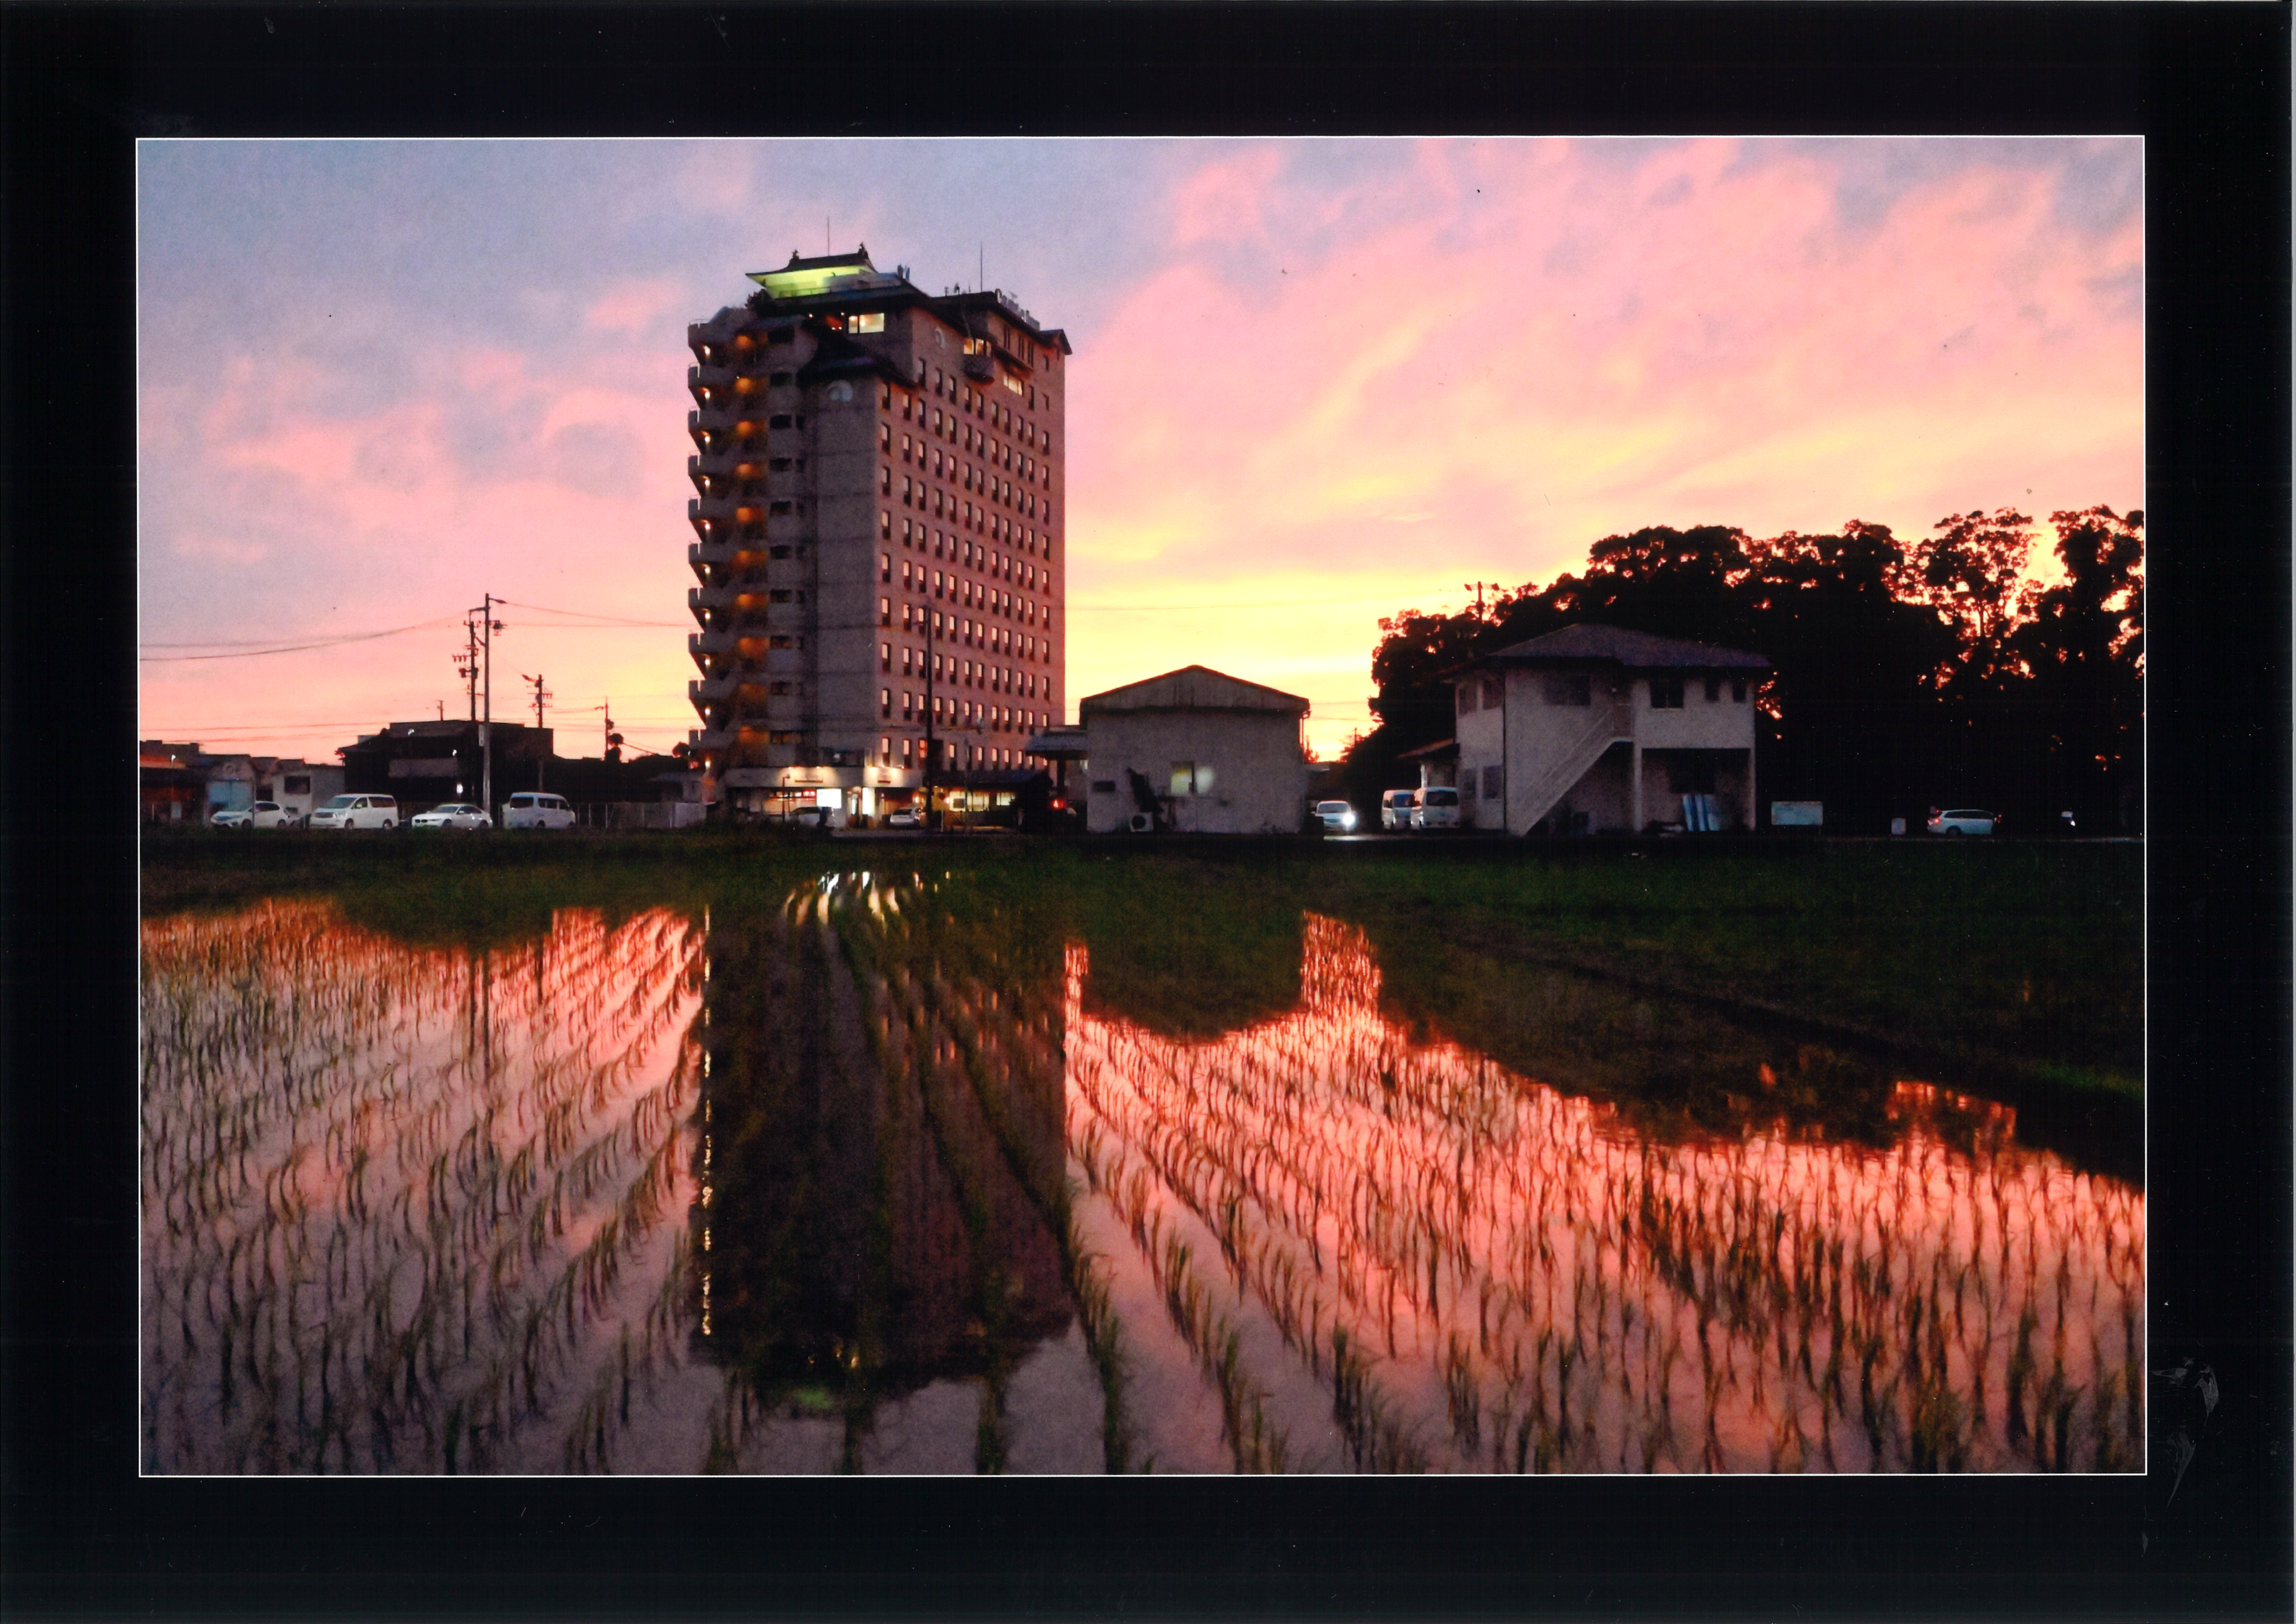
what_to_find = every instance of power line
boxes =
[138,615,464,661]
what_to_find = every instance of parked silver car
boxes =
[212,800,301,830]
[307,794,398,830]
[1314,799,1358,833]
[1927,807,1999,836]
[410,802,491,831]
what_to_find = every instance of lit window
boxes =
[1169,761,1216,797]
[881,553,892,583]
[879,598,891,627]
[880,642,891,672]
[850,312,884,334]
[881,691,891,719]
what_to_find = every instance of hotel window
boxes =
[880,467,891,495]
[902,691,914,720]
[901,738,913,766]
[1543,674,1591,707]
[881,553,892,583]
[879,424,892,451]
[881,691,892,719]
[880,643,892,672]
[850,312,884,334]
[879,510,891,539]
[1169,761,1216,797]
[1648,676,1685,709]
[879,598,891,627]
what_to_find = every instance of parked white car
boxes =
[1314,799,1358,833]
[1380,789,1418,831]
[410,802,491,831]
[883,807,924,829]
[501,792,576,830]
[1412,787,1461,831]
[213,800,301,830]
[307,794,399,830]
[1927,807,1999,836]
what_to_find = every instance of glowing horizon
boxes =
[138,138,2141,762]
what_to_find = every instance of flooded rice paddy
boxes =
[143,871,2142,1474]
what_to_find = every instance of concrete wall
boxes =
[1082,709,1308,834]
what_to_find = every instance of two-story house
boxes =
[1451,625,1770,835]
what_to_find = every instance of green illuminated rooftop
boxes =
[748,247,905,300]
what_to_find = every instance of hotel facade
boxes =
[685,248,1070,820]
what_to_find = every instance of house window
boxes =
[1457,682,1478,715]
[1483,765,1502,801]
[1649,676,1685,709]
[1706,675,1722,702]
[1169,761,1216,797]
[1543,674,1591,707]
[1732,678,1748,703]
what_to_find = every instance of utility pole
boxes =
[523,673,551,792]
[472,594,501,817]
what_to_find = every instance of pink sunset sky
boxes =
[138,137,2142,762]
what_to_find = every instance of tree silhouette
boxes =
[1346,504,2143,834]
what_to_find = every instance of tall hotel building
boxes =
[685,248,1070,820]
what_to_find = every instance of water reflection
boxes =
[1066,915,2144,1472]
[690,872,1084,1473]
[143,887,2141,1474]
[141,900,704,1473]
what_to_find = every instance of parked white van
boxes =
[307,794,398,831]
[502,792,576,830]
[1380,789,1418,831]
[1412,786,1461,831]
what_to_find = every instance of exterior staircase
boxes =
[1517,701,1633,831]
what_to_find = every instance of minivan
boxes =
[307,794,398,831]
[1412,786,1461,831]
[503,792,576,830]
[1380,789,1418,831]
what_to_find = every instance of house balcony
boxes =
[689,493,738,523]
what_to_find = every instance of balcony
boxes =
[690,727,736,753]
[689,675,738,706]
[688,583,738,614]
[689,629,737,659]
[961,354,995,383]
[689,493,738,523]
[689,538,740,572]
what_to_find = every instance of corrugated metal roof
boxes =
[1481,623,1769,670]
[1079,664,1310,716]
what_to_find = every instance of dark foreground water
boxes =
[142,874,2142,1473]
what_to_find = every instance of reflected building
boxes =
[689,876,1073,1413]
